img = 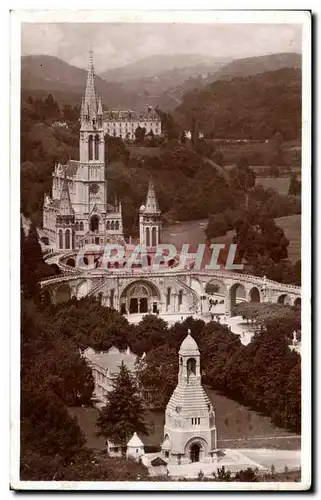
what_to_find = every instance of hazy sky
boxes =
[21,23,302,73]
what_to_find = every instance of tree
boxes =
[96,362,148,448]
[229,159,256,191]
[136,344,177,409]
[288,174,301,196]
[135,126,146,144]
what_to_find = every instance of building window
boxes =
[59,229,63,249]
[166,288,171,308]
[88,134,93,161]
[165,451,169,458]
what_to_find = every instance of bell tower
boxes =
[139,178,162,247]
[162,330,217,464]
[80,51,105,164]
[78,51,107,218]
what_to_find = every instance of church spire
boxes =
[59,173,74,216]
[145,178,160,214]
[82,51,102,123]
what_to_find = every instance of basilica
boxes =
[43,52,161,251]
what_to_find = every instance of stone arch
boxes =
[58,229,63,249]
[249,286,260,303]
[146,227,150,247]
[90,214,99,232]
[277,294,291,305]
[106,220,111,230]
[205,279,226,297]
[66,257,75,267]
[119,279,162,315]
[187,357,196,375]
[151,227,157,246]
[184,436,209,462]
[294,297,301,308]
[230,282,246,310]
[65,229,71,250]
[55,283,71,304]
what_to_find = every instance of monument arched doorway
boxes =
[120,280,161,315]
[190,443,201,463]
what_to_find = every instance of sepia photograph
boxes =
[10,9,311,491]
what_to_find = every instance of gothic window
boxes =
[106,221,111,230]
[146,227,150,247]
[75,222,79,231]
[152,227,157,246]
[88,135,93,161]
[65,229,70,250]
[166,287,171,308]
[94,134,99,161]
[80,221,84,232]
[89,184,99,195]
[59,229,63,249]
[178,290,183,307]
[72,230,75,249]
[115,221,119,230]
[187,358,196,376]
[110,289,115,308]
[111,221,115,231]
[90,215,99,232]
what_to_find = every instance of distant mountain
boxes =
[169,52,302,103]
[21,55,140,110]
[174,67,301,141]
[100,54,231,82]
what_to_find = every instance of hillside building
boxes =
[103,108,161,140]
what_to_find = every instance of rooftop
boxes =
[179,329,199,354]
[103,108,160,122]
[83,346,139,375]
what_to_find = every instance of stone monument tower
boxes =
[162,330,217,464]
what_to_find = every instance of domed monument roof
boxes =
[179,329,199,355]
[127,432,144,448]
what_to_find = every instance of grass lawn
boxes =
[256,177,291,195]
[69,389,300,453]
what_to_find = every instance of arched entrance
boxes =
[190,443,200,463]
[120,280,161,315]
[294,297,301,308]
[90,215,99,232]
[277,294,291,305]
[230,283,246,312]
[55,283,71,304]
[66,257,75,267]
[249,286,260,302]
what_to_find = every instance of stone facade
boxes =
[162,330,217,464]
[103,108,161,140]
[43,52,124,250]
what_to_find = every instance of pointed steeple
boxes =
[59,173,74,216]
[83,51,102,123]
[145,178,160,214]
